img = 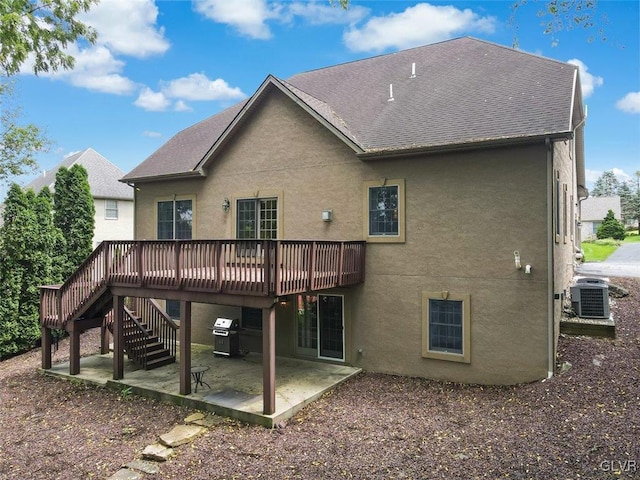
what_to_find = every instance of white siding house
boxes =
[580,196,622,240]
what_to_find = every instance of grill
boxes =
[212,317,240,356]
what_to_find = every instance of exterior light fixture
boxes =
[322,210,332,222]
[222,198,230,213]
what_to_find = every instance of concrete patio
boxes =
[42,344,361,427]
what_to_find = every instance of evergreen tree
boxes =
[591,170,620,197]
[54,164,95,278]
[0,184,42,356]
[618,181,634,226]
[596,209,625,241]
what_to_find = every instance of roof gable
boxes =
[123,37,583,183]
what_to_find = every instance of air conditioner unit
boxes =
[570,279,609,319]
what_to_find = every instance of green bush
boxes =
[596,210,626,241]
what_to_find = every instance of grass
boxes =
[581,230,639,262]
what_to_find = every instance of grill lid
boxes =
[214,317,238,329]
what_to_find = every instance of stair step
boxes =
[145,355,176,370]
[145,348,172,362]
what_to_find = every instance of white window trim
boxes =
[105,199,118,220]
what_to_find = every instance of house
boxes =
[25,148,134,248]
[580,196,622,240]
[40,38,587,417]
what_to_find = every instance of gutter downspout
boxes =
[546,138,554,379]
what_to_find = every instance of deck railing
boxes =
[40,239,365,329]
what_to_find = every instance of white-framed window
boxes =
[363,179,405,243]
[422,292,470,363]
[236,197,278,240]
[105,199,118,219]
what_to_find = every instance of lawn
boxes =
[581,230,639,262]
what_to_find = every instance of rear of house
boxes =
[122,37,586,385]
[41,38,586,400]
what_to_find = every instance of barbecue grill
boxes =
[212,317,240,356]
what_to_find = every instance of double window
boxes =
[157,198,193,240]
[422,292,470,363]
[363,179,405,243]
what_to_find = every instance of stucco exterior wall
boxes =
[133,88,554,385]
[93,198,134,248]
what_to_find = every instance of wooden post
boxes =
[262,304,276,415]
[68,320,81,375]
[113,295,124,380]
[180,300,192,395]
[101,324,110,354]
[41,326,52,369]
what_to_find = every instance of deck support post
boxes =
[69,321,81,375]
[100,324,110,354]
[41,326,52,369]
[262,303,276,415]
[179,300,192,395]
[113,295,124,380]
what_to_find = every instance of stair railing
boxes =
[130,297,178,359]
[122,306,149,369]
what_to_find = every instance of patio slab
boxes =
[42,344,360,427]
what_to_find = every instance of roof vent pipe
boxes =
[388,83,394,102]
[410,62,416,78]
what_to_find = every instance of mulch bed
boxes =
[1,278,638,480]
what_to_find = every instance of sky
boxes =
[5,0,640,199]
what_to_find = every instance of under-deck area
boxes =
[43,344,361,427]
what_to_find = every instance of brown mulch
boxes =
[1,279,638,480]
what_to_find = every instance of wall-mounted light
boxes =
[222,198,230,213]
[322,210,332,222]
[278,296,289,306]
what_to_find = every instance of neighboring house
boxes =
[40,38,587,414]
[580,196,622,240]
[24,148,134,248]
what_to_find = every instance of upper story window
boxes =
[363,179,405,243]
[105,199,118,219]
[157,198,193,240]
[237,198,278,239]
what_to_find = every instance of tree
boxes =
[0,0,98,76]
[591,170,620,197]
[596,209,625,241]
[53,164,95,278]
[0,1,98,187]
[0,81,50,184]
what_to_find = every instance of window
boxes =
[236,198,278,240]
[554,170,561,243]
[363,179,405,243]
[165,300,180,320]
[242,307,262,330]
[422,292,470,363]
[157,198,193,240]
[105,199,118,219]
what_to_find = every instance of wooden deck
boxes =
[40,239,365,329]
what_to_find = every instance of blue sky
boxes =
[7,0,640,199]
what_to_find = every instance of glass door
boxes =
[296,294,344,361]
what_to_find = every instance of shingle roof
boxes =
[581,196,622,221]
[25,148,133,200]
[122,37,583,182]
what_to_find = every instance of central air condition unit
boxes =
[570,278,610,319]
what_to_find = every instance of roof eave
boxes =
[357,132,574,160]
[119,170,206,185]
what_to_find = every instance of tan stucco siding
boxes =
[132,89,553,384]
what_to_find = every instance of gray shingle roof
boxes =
[122,37,583,182]
[581,196,622,221]
[25,148,133,200]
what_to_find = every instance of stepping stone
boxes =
[159,424,206,448]
[142,443,174,462]
[126,459,161,475]
[107,468,140,480]
[186,412,223,428]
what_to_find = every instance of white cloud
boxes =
[143,131,162,138]
[174,100,193,112]
[567,59,603,99]
[586,168,633,187]
[134,87,171,111]
[161,73,246,101]
[343,3,496,53]
[193,0,277,39]
[616,92,640,114]
[287,2,369,25]
[79,0,169,58]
